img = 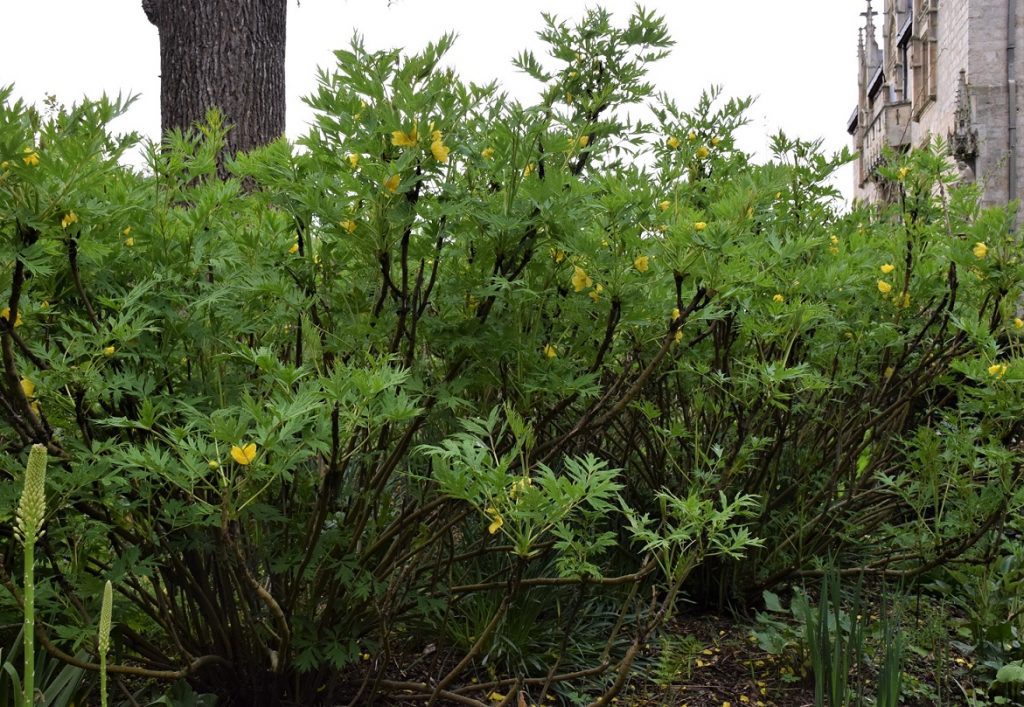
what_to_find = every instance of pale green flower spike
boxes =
[99,580,113,707]
[16,444,47,541]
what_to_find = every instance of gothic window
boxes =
[912,0,938,115]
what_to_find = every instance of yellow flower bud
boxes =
[973,242,988,259]
[694,221,707,231]
[666,136,681,149]
[659,200,671,211]
[543,344,557,359]
[696,145,710,159]
[481,147,495,159]
[347,153,360,167]
[103,345,116,357]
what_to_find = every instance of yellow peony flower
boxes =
[988,363,1008,378]
[576,135,589,148]
[694,221,707,231]
[634,255,650,273]
[523,163,535,177]
[61,212,78,229]
[1,307,22,328]
[124,237,135,247]
[877,280,893,294]
[672,307,682,321]
[347,153,360,167]
[481,147,495,159]
[1014,317,1024,330]
[897,166,910,180]
[973,242,988,259]
[543,343,557,359]
[772,293,784,303]
[666,135,681,149]
[884,367,895,379]
[588,283,604,303]
[711,136,722,146]
[674,329,683,343]
[22,148,39,166]
[696,145,710,159]
[430,139,450,163]
[485,507,503,534]
[20,377,35,398]
[659,200,671,212]
[880,263,895,274]
[384,173,400,193]
[391,127,418,147]
[288,242,299,254]
[341,219,357,234]
[103,345,116,357]
[231,443,258,466]
[687,130,697,141]
[551,248,566,263]
[829,235,839,245]
[571,266,593,292]
[123,226,131,236]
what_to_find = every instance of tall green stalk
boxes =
[16,445,47,707]
[98,580,113,707]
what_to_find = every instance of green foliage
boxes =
[1,4,1023,704]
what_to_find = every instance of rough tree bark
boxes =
[143,0,287,158]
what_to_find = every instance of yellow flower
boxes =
[666,135,681,149]
[674,329,683,343]
[231,443,258,466]
[103,345,116,357]
[711,136,722,146]
[897,166,910,180]
[543,344,557,359]
[20,377,35,398]
[481,146,495,159]
[347,153,360,167]
[973,242,988,259]
[340,219,357,234]
[61,212,78,229]
[659,200,671,212]
[22,148,39,166]
[551,248,566,263]
[884,366,894,379]
[208,459,220,470]
[829,246,839,254]
[696,145,710,159]
[488,692,506,703]
[1014,317,1023,330]
[880,263,895,274]
[1,307,22,328]
[877,280,893,295]
[384,173,401,193]
[124,237,135,247]
[485,507,503,535]
[897,292,911,308]
[694,221,707,231]
[571,266,593,292]
[588,283,604,302]
[523,163,535,177]
[391,126,418,147]
[289,242,300,254]
[746,206,754,218]
[687,130,697,141]
[634,255,650,273]
[988,363,1008,378]
[672,307,682,321]
[829,234,839,245]
[772,293,784,303]
[576,135,589,148]
[430,139,450,163]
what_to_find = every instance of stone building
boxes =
[848,0,1022,205]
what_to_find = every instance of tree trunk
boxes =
[143,0,286,159]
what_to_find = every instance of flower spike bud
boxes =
[98,580,113,654]
[16,444,47,541]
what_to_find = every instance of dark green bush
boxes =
[1,7,1022,705]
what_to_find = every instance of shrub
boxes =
[1,6,1022,705]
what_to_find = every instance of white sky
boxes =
[1,0,865,201]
